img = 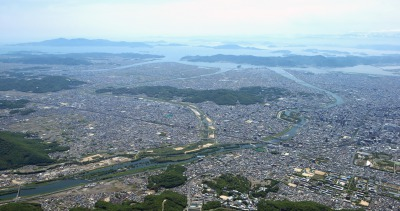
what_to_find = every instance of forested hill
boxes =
[0,131,69,170]
[96,86,290,105]
[0,76,85,93]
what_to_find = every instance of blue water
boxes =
[0,179,87,200]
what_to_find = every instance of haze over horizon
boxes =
[1,0,400,43]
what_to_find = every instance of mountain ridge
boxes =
[13,38,151,47]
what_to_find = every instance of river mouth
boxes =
[267,67,344,108]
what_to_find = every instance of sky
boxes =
[1,0,400,43]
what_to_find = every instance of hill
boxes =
[70,190,187,211]
[0,131,69,170]
[147,165,187,190]
[0,76,86,93]
[257,200,364,211]
[14,38,151,48]
[0,99,30,109]
[96,86,290,105]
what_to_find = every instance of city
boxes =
[0,45,399,210]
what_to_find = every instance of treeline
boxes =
[0,198,364,211]
[96,86,290,105]
[0,99,30,109]
[204,174,281,199]
[204,173,252,195]
[0,202,43,211]
[147,165,187,190]
[257,200,365,211]
[202,201,222,210]
[70,190,187,211]
[181,54,400,67]
[9,108,36,115]
[0,131,69,170]
[0,75,85,93]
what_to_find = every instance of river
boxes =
[268,67,344,108]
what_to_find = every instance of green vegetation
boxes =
[263,125,293,142]
[257,200,365,211]
[153,154,195,163]
[270,151,280,155]
[297,91,324,98]
[253,147,266,152]
[202,201,222,210]
[69,208,92,211]
[0,188,18,196]
[279,111,301,123]
[78,164,165,181]
[147,165,187,190]
[75,141,216,180]
[0,202,43,211]
[92,201,133,211]
[257,200,363,211]
[0,99,30,109]
[251,179,280,198]
[257,200,332,211]
[372,152,392,160]
[0,131,69,170]
[0,76,85,93]
[9,108,36,115]
[70,190,186,211]
[204,175,280,199]
[96,86,290,105]
[340,209,365,211]
[132,190,187,210]
[182,54,400,68]
[139,141,217,159]
[204,174,251,195]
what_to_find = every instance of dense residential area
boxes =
[0,46,398,211]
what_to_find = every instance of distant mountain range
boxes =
[14,38,152,48]
[340,31,400,38]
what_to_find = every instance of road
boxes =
[162,199,167,211]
